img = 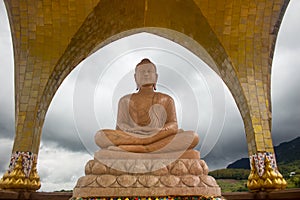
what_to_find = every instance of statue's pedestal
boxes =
[72,150,221,199]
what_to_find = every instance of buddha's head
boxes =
[135,58,158,90]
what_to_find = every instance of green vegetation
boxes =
[209,169,250,192]
[278,160,300,189]
[209,168,250,180]
[209,160,300,192]
[278,160,300,178]
[287,175,300,188]
[215,179,248,192]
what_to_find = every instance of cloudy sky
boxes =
[0,1,300,192]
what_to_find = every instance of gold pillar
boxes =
[0,0,100,191]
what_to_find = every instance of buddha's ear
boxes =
[134,73,139,90]
[154,73,158,90]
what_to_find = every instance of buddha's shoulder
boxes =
[155,92,174,101]
[118,94,132,103]
[118,92,174,101]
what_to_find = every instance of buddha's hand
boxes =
[128,126,162,136]
[117,123,133,132]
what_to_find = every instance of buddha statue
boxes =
[95,58,199,153]
[73,59,221,198]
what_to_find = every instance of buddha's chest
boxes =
[129,94,157,125]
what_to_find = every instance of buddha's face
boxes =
[134,63,158,89]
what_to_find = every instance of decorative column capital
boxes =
[247,152,286,191]
[0,151,41,191]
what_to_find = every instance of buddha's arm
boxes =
[98,93,193,148]
[162,96,178,132]
[162,122,178,132]
[115,96,133,131]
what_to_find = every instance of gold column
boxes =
[1,0,100,191]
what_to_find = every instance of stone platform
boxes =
[72,151,221,198]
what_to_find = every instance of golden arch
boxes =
[0,0,289,191]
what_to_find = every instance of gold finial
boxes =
[247,153,287,191]
[247,156,261,191]
[0,152,41,191]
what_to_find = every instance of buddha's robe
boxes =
[95,91,199,153]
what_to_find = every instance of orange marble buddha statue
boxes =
[73,59,221,199]
[95,58,199,153]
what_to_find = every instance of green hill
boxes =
[209,168,250,180]
[275,136,300,163]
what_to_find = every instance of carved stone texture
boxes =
[85,157,206,175]
[73,158,221,198]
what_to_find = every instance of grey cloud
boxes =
[0,138,14,174]
[41,123,87,153]
[276,1,300,51]
[42,76,90,153]
[204,89,248,170]
[271,19,300,145]
[0,1,14,141]
[38,144,91,191]
[0,118,14,139]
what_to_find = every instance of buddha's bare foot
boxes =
[117,145,150,153]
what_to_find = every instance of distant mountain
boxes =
[274,136,300,163]
[227,158,250,169]
[227,136,300,169]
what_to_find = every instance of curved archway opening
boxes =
[73,32,227,157]
[0,0,15,179]
[271,0,300,145]
[40,32,246,191]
